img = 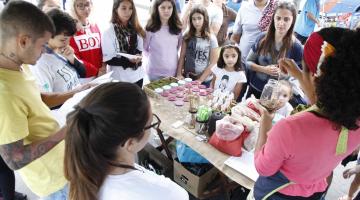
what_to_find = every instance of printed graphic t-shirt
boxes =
[184,34,218,75]
[211,65,247,93]
[31,52,81,93]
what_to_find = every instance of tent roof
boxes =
[321,0,360,13]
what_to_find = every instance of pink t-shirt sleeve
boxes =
[255,120,294,177]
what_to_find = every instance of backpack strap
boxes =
[304,105,349,156]
[262,182,294,200]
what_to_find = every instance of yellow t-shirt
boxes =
[0,65,67,197]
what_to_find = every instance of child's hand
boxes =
[57,45,75,64]
[129,54,142,64]
[176,74,184,80]
[343,166,360,179]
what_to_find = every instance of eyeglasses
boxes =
[143,113,173,160]
[76,2,91,10]
[144,114,161,130]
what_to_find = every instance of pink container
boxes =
[192,87,200,92]
[176,93,184,98]
[177,86,185,91]
[185,83,192,88]
[168,96,176,101]
[199,90,207,96]
[169,88,177,94]
[191,80,200,85]
[198,84,207,89]
[174,100,184,106]
[161,91,170,97]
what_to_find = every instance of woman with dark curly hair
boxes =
[250,27,360,199]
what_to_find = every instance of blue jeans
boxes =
[40,184,68,200]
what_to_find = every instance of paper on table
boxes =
[224,150,259,181]
[55,87,95,127]
[116,52,140,60]
[89,71,113,85]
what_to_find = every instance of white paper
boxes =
[224,150,259,181]
[89,71,113,85]
[55,87,95,127]
[116,52,140,60]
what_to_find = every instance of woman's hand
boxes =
[278,58,302,79]
[252,99,276,120]
[264,65,281,77]
[338,195,352,200]
[129,54,142,64]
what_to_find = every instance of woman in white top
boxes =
[101,0,146,87]
[64,82,189,200]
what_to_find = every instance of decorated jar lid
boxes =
[162,85,171,90]
[154,88,164,94]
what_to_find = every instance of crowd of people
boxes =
[0,0,359,200]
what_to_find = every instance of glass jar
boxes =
[259,79,281,112]
[189,93,200,113]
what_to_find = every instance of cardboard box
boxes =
[173,159,218,198]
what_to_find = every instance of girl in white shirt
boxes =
[101,0,146,87]
[64,82,189,200]
[210,45,246,100]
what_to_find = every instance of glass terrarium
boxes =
[259,79,281,112]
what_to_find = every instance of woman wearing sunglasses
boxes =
[64,82,188,200]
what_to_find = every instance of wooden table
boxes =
[149,95,255,190]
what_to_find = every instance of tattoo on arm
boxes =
[0,136,62,170]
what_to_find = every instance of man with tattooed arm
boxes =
[0,1,68,200]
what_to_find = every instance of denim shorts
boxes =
[40,184,68,200]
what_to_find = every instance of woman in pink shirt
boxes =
[252,28,360,199]
[144,0,182,81]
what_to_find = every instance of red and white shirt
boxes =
[70,23,102,77]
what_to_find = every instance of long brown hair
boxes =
[258,1,297,59]
[183,5,210,43]
[146,0,182,35]
[64,82,150,200]
[111,0,145,37]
